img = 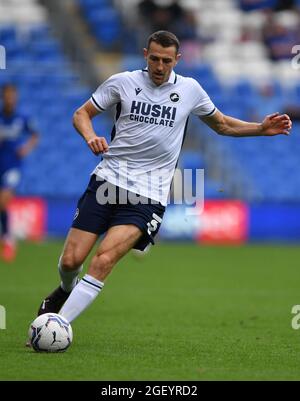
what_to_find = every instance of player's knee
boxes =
[94,252,114,274]
[60,253,83,271]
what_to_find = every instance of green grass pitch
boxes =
[1,240,300,381]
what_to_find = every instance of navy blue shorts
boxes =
[72,175,166,251]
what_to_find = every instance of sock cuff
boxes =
[81,274,104,291]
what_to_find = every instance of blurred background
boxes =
[1,0,300,245]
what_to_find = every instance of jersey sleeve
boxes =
[190,79,217,117]
[15,115,38,148]
[91,73,123,112]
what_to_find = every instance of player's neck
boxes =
[3,107,15,116]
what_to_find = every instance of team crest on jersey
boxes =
[170,92,180,102]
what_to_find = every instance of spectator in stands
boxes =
[239,0,278,12]
[282,106,300,121]
[170,9,197,42]
[0,84,39,262]
[275,0,296,11]
[239,0,296,11]
[138,0,196,41]
[138,0,159,21]
[262,12,300,60]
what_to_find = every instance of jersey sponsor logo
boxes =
[170,92,180,102]
[129,101,177,127]
[0,119,24,140]
[135,87,142,96]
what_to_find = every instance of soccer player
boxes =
[0,84,39,262]
[34,31,292,325]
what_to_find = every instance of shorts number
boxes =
[147,213,162,236]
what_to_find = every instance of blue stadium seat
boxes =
[179,150,205,170]
[0,26,16,42]
[205,179,226,199]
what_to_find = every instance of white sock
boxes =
[59,274,104,323]
[59,257,83,293]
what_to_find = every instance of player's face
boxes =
[144,42,181,86]
[2,87,18,112]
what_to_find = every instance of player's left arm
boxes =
[16,132,39,158]
[16,117,39,158]
[201,110,292,137]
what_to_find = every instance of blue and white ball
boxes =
[28,313,73,352]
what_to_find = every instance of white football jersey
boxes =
[91,69,216,206]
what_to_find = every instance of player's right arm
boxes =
[72,100,109,155]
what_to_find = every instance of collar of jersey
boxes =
[142,69,176,87]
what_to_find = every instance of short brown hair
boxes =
[147,31,180,54]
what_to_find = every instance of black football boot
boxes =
[37,286,71,316]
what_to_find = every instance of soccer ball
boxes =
[28,313,73,352]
